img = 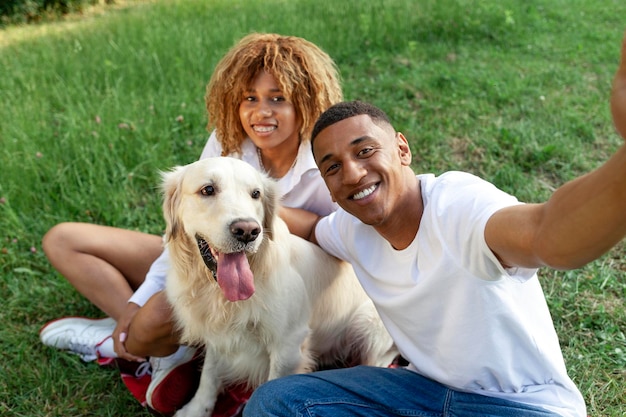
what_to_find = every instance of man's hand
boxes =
[112,302,146,362]
[611,31,626,140]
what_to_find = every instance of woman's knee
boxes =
[42,222,81,259]
[128,293,177,348]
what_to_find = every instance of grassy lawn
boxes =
[1,0,624,415]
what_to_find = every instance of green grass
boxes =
[1,0,625,415]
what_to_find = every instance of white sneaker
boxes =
[39,316,117,362]
[146,345,201,414]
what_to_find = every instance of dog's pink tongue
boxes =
[217,252,255,301]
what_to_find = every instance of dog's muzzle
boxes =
[196,235,218,281]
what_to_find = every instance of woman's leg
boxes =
[42,222,163,319]
[41,222,202,413]
[126,291,179,357]
[129,291,203,414]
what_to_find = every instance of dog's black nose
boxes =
[230,220,261,243]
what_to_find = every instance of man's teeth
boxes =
[254,125,276,133]
[353,185,377,200]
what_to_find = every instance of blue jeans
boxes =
[243,366,560,417]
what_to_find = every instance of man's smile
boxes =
[351,184,378,200]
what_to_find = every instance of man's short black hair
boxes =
[310,101,392,146]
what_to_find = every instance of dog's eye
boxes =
[251,189,261,199]
[200,185,215,196]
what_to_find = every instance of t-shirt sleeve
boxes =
[281,170,338,216]
[430,172,536,282]
[127,246,170,306]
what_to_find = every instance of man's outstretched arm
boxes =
[486,32,626,270]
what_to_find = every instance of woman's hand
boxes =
[112,302,146,362]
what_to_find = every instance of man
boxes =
[244,34,626,417]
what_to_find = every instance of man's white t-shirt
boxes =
[129,132,336,306]
[315,171,586,417]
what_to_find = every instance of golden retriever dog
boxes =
[161,157,397,417]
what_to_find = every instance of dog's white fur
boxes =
[162,157,397,417]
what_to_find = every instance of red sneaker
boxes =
[145,347,253,417]
[146,346,202,416]
[115,358,153,407]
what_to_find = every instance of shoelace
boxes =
[135,361,152,378]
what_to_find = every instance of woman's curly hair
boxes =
[205,33,343,156]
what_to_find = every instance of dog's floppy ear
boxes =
[261,174,279,241]
[161,165,187,242]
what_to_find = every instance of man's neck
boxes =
[375,175,423,250]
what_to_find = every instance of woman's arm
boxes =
[278,206,321,244]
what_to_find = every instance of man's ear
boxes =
[396,132,412,165]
